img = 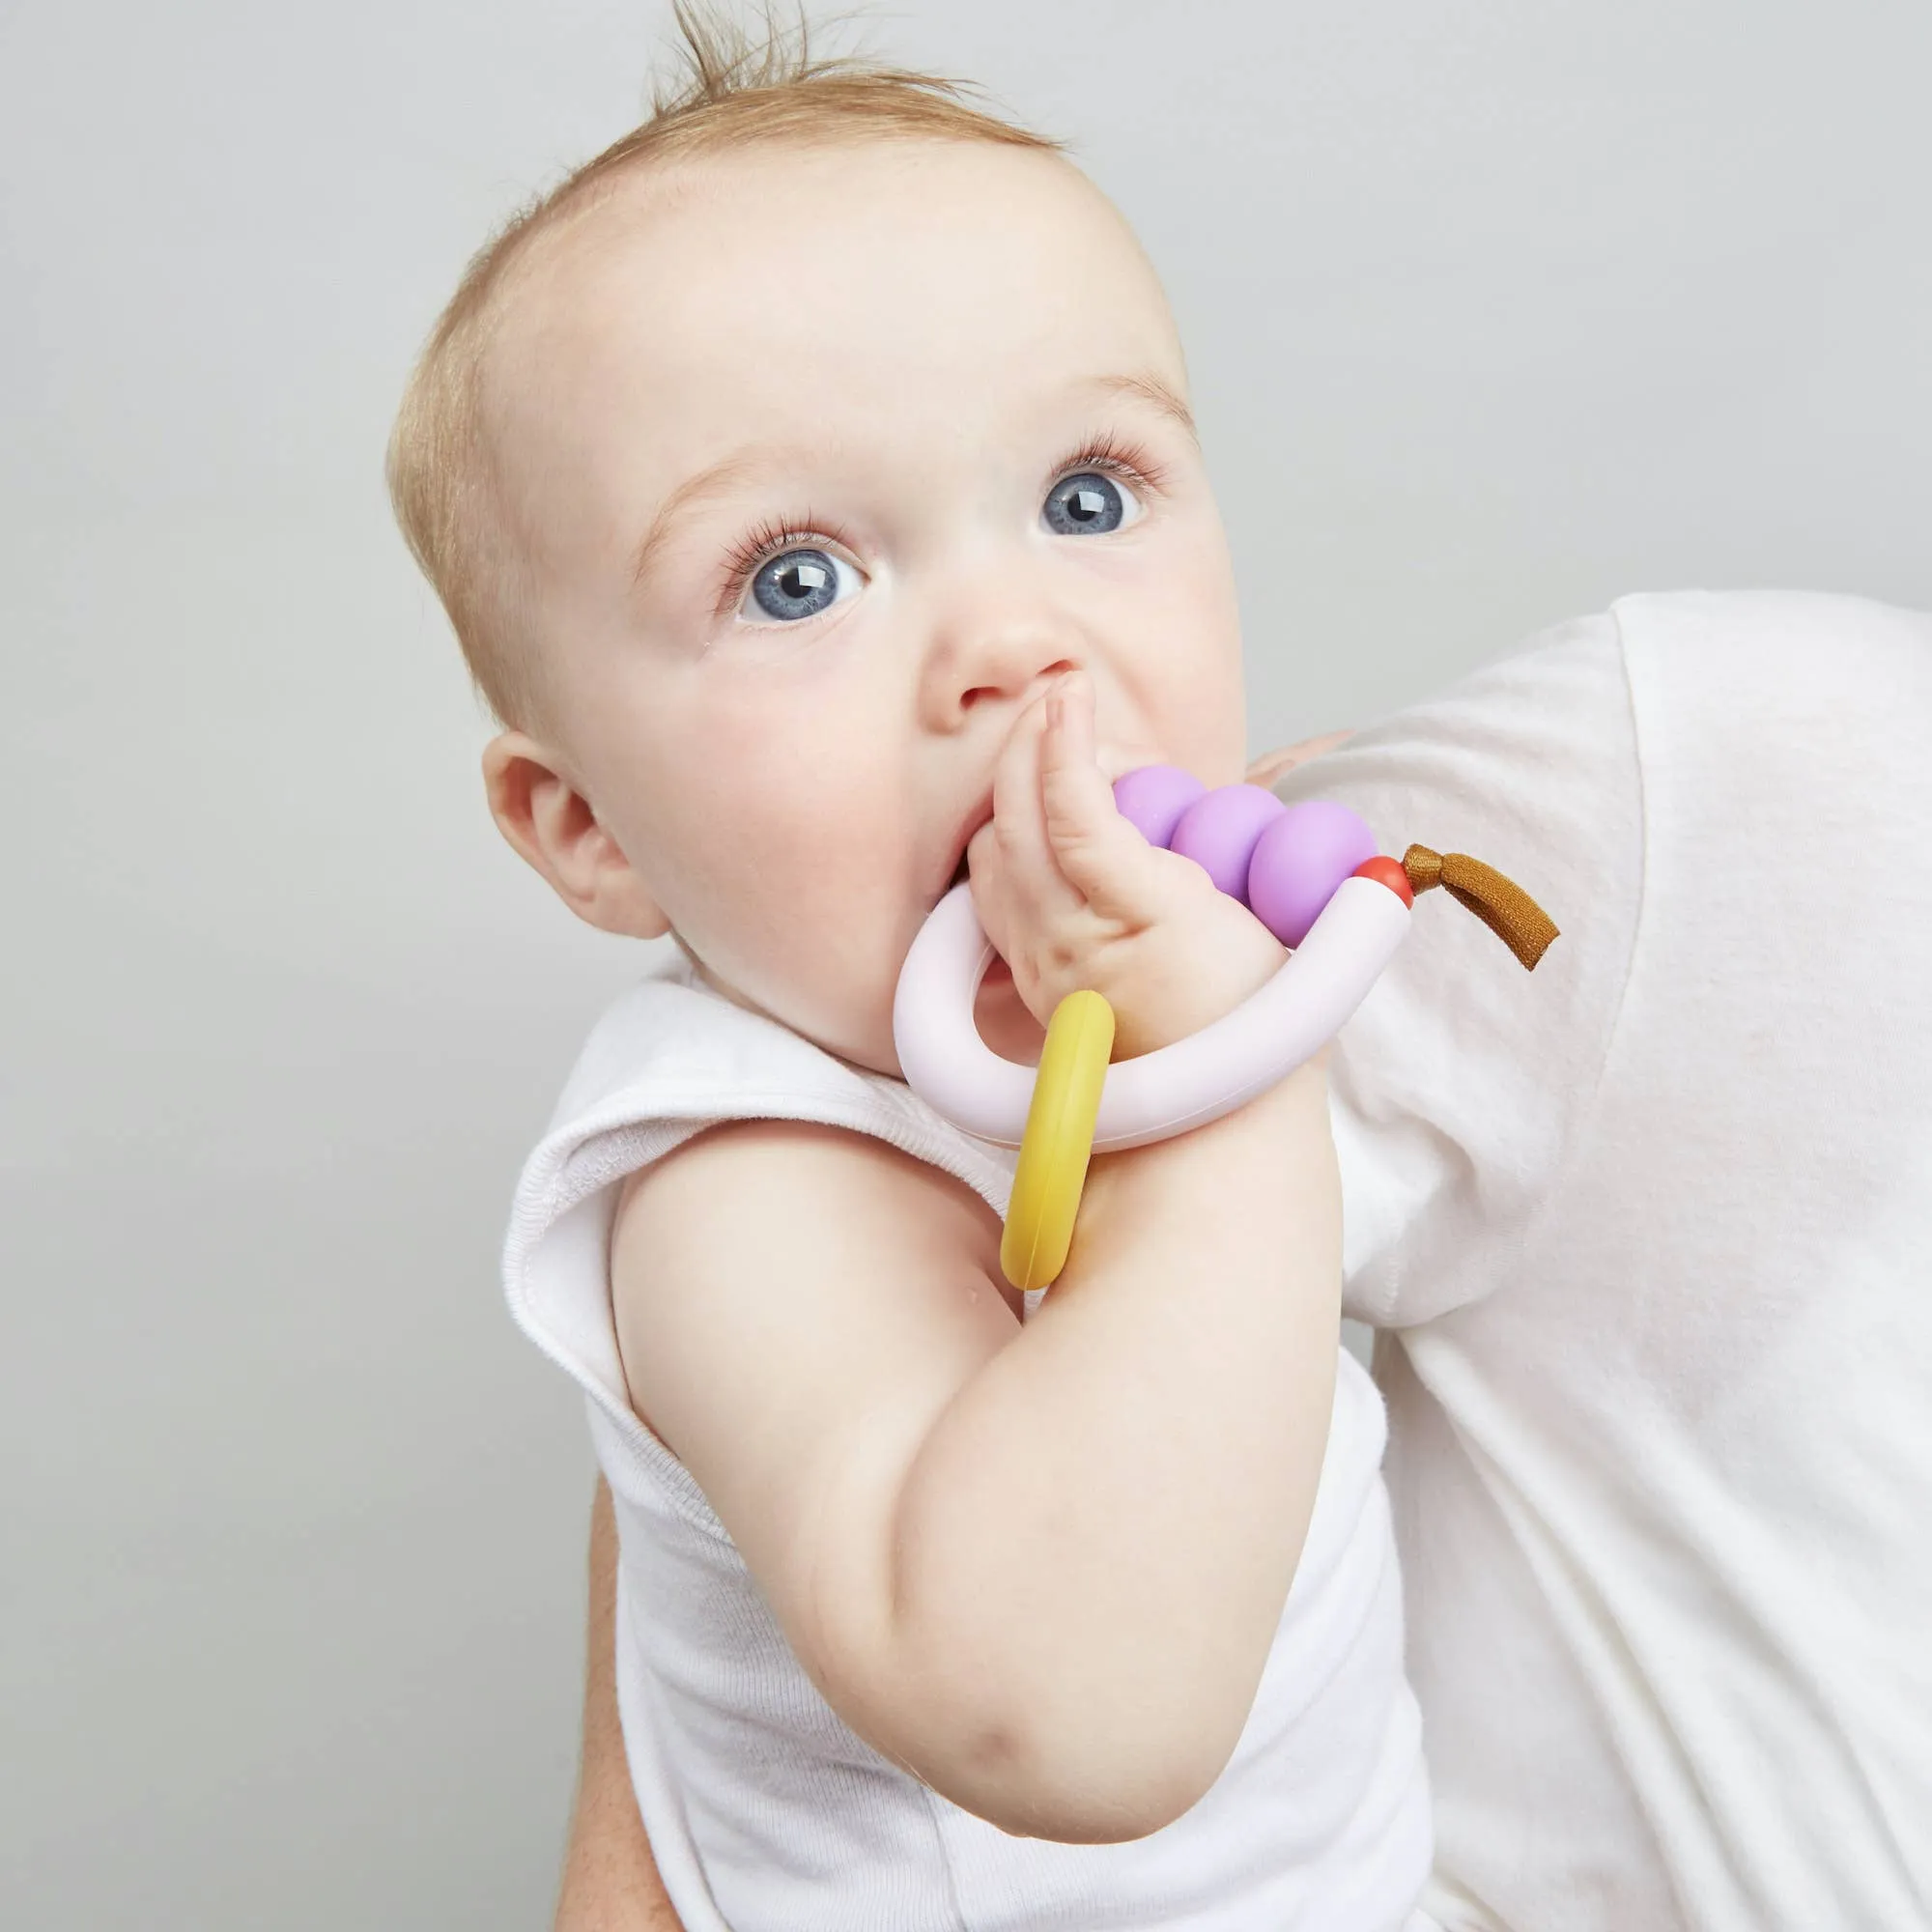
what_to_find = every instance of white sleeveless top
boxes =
[504,960,1433,1932]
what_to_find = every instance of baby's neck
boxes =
[680,941,1045,1077]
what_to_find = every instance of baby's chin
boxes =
[972,957,1045,1068]
[688,937,1043,1081]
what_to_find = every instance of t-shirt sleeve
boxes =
[1273,613,1644,1327]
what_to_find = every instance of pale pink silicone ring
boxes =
[893,873,1411,1152]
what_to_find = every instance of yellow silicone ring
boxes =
[1000,990,1116,1293]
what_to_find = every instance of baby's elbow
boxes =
[853,1615,1251,1842]
[939,1711,1234,1845]
[1013,1765,1222,1845]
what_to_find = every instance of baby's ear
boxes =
[482,732,670,940]
[1245,729,1354,793]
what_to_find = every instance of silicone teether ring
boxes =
[1000,990,1116,1293]
[893,871,1411,1155]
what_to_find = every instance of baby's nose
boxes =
[921,601,1085,727]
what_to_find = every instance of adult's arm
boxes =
[552,1479,686,1932]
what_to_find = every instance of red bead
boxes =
[1352,855,1413,906]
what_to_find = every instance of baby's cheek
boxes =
[1125,564,1246,776]
[753,851,918,1067]
[1156,669,1248,788]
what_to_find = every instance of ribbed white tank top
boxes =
[504,956,1433,1931]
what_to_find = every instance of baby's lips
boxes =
[940,805,996,897]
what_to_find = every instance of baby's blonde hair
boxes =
[386,3,1062,726]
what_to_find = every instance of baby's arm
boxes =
[612,681,1342,1843]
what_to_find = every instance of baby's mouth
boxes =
[939,798,994,903]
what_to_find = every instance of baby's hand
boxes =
[967,674,1287,1060]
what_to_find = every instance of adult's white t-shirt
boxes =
[1292,591,1932,1931]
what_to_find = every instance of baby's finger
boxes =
[1039,673,1159,916]
[986,687,1069,907]
[964,813,1015,957]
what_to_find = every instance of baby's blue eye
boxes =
[740,547,858,624]
[1041,469,1140,537]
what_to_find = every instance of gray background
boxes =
[4,0,1927,1924]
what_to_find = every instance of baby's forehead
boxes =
[491,137,1180,404]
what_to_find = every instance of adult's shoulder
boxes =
[1281,610,1645,1326]
[1303,589,1931,1327]
[1602,589,1931,897]
[1607,586,1929,671]
[1606,588,1929,781]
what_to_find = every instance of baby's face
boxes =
[486,139,1247,1070]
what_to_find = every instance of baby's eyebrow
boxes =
[632,448,767,589]
[1080,372,1199,441]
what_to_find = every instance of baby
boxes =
[390,18,1432,1932]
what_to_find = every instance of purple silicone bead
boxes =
[1246,800,1378,947]
[1169,783,1290,901]
[1112,764,1208,850]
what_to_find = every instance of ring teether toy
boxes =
[894,766,1557,1292]
[999,990,1114,1292]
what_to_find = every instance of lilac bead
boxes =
[1169,783,1290,901]
[1246,801,1378,947]
[1112,765,1208,850]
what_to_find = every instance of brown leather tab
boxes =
[1402,845,1560,971]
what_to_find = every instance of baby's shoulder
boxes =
[614,1111,1004,1292]
[550,956,1011,1208]
[550,957,868,1129]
